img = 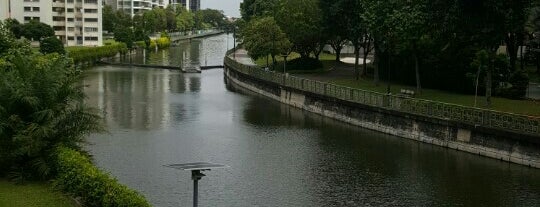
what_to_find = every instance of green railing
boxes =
[224,53,540,137]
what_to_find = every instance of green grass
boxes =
[0,179,76,207]
[332,78,540,116]
[526,65,540,83]
[255,52,337,74]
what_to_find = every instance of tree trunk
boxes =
[335,48,342,62]
[413,42,421,94]
[486,58,493,107]
[506,33,518,71]
[354,44,360,81]
[373,46,380,86]
[537,53,540,74]
[361,36,371,78]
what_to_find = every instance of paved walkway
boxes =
[230,49,257,66]
[528,82,540,100]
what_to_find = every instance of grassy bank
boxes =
[251,52,539,116]
[331,78,540,116]
[0,179,76,207]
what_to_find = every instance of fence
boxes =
[224,52,540,137]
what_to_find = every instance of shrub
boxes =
[40,36,65,54]
[156,37,171,49]
[54,147,151,207]
[67,42,127,64]
[272,57,323,72]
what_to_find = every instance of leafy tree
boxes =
[40,36,65,55]
[276,0,322,59]
[22,20,55,41]
[176,7,194,32]
[240,0,279,21]
[242,17,291,67]
[198,9,227,28]
[4,18,23,38]
[166,5,178,32]
[102,5,115,33]
[319,0,348,62]
[0,24,103,181]
[114,26,134,49]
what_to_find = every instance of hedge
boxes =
[54,147,151,207]
[67,42,128,64]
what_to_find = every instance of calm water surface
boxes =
[84,34,540,207]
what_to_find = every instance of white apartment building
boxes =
[0,0,103,46]
[106,0,168,16]
[169,0,200,11]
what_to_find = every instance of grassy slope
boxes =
[0,179,76,207]
[332,78,540,116]
[254,53,539,116]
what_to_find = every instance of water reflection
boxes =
[83,67,202,130]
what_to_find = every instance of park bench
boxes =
[400,89,416,98]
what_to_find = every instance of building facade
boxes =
[169,0,199,11]
[105,0,169,16]
[0,0,103,46]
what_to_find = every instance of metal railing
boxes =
[224,51,540,137]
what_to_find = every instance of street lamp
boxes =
[165,162,228,207]
[280,54,289,74]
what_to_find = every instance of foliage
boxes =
[21,20,55,41]
[0,41,103,181]
[240,0,279,21]
[40,37,65,55]
[54,147,151,207]
[114,26,134,49]
[276,0,322,58]
[67,42,127,64]
[242,17,291,61]
[102,5,115,33]
[176,7,195,32]
[4,18,24,38]
[273,57,323,72]
[156,37,171,49]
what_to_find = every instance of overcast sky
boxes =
[201,0,243,17]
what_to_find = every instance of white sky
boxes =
[201,0,243,17]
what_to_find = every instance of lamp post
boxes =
[281,54,289,74]
[165,162,228,207]
[233,27,236,60]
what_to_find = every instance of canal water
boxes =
[84,34,540,207]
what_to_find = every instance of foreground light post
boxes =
[165,162,228,207]
[280,54,289,74]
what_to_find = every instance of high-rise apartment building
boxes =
[0,0,103,46]
[169,0,199,11]
[105,0,169,16]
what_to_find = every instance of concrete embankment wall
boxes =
[223,58,540,168]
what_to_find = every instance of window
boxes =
[84,18,98,22]
[32,17,40,21]
[24,7,31,12]
[67,0,74,3]
[68,36,74,40]
[67,8,73,12]
[53,26,65,31]
[84,36,98,41]
[67,18,74,22]
[53,16,65,21]
[76,18,82,21]
[24,16,32,21]
[33,7,40,11]
[84,9,98,13]
[84,0,98,4]
[84,27,98,32]
[68,27,75,31]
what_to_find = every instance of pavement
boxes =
[230,49,257,66]
[528,82,540,100]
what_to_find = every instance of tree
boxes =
[198,9,227,28]
[242,17,291,67]
[276,0,322,59]
[102,5,115,33]
[114,26,134,49]
[176,7,194,32]
[320,0,348,62]
[240,0,279,21]
[40,36,65,55]
[22,20,54,41]
[0,24,102,181]
[4,18,23,38]
[166,5,177,32]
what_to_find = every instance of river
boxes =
[83,34,540,207]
